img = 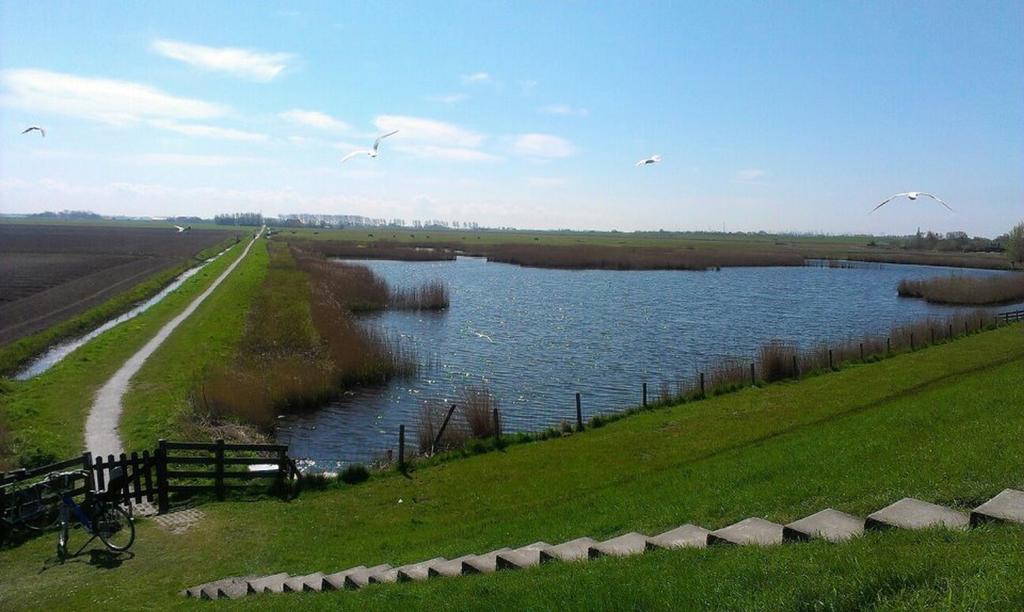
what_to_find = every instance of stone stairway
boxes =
[182,489,1024,601]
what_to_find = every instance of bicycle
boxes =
[40,470,135,560]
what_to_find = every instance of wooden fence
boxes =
[0,439,297,518]
[998,309,1024,324]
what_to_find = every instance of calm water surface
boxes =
[276,257,1019,468]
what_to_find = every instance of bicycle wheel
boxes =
[95,504,134,552]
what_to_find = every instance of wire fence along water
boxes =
[285,308,1020,472]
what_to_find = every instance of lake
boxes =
[275,257,1019,469]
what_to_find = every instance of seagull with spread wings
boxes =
[341,130,399,163]
[21,126,45,137]
[870,192,953,214]
[174,225,192,233]
[635,154,661,167]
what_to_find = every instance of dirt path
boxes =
[85,229,263,458]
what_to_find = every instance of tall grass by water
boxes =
[416,384,501,454]
[193,242,416,431]
[898,274,1024,305]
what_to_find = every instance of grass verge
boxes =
[0,325,1021,609]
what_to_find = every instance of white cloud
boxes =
[527,176,568,187]
[392,143,502,162]
[138,153,262,167]
[149,119,267,141]
[511,133,576,159]
[539,104,589,117]
[426,93,467,104]
[151,39,293,82]
[280,109,349,132]
[461,72,491,84]
[735,168,768,183]
[0,68,226,126]
[373,115,485,147]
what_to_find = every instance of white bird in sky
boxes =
[21,126,45,137]
[341,130,399,163]
[635,154,661,167]
[870,192,953,214]
[174,225,191,233]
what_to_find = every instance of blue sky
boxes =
[1,1,1021,235]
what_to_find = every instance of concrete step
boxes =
[343,564,393,589]
[495,542,553,570]
[428,555,478,578]
[784,509,865,543]
[866,498,969,531]
[395,558,448,582]
[216,577,263,600]
[461,548,513,575]
[184,577,240,599]
[282,572,325,593]
[540,537,598,563]
[588,532,649,559]
[321,565,366,591]
[971,489,1024,527]
[709,518,784,546]
[646,524,710,550]
[246,573,290,595]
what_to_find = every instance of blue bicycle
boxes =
[40,471,135,560]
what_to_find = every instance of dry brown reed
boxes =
[295,239,456,262]
[389,280,450,311]
[416,399,468,454]
[759,341,800,382]
[476,243,804,271]
[898,274,1024,305]
[460,385,500,438]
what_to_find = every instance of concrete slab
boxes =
[321,566,366,591]
[709,518,784,546]
[461,548,512,575]
[646,524,710,550]
[495,542,553,570]
[539,537,598,563]
[971,489,1024,527]
[216,580,254,600]
[282,572,325,593]
[344,564,393,589]
[428,555,478,578]
[588,532,650,559]
[396,558,447,582]
[866,498,968,531]
[783,509,865,543]
[196,578,245,600]
[246,573,290,594]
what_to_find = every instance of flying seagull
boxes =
[870,192,953,214]
[174,225,192,233]
[341,130,399,163]
[21,126,45,137]
[635,154,661,167]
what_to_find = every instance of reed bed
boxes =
[415,384,501,454]
[473,243,804,271]
[389,280,450,311]
[193,242,417,432]
[898,274,1024,305]
[295,239,456,262]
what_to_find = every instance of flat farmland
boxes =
[0,224,238,345]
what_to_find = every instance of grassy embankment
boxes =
[0,241,251,470]
[1,325,1023,609]
[899,273,1024,306]
[0,234,242,377]
[284,227,1011,270]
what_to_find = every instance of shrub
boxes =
[339,463,370,485]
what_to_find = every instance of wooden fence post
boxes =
[214,439,225,502]
[398,425,406,471]
[792,355,799,377]
[81,451,94,501]
[95,456,106,492]
[576,393,583,431]
[886,337,891,354]
[750,362,756,386]
[828,349,833,370]
[642,383,647,408]
[141,450,154,503]
[859,343,864,361]
[432,404,458,454]
[492,408,501,442]
[119,453,129,505]
[699,373,705,397]
[130,452,142,505]
[948,323,953,340]
[156,440,169,514]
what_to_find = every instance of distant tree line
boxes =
[214,212,263,226]
[902,230,1006,254]
[28,210,102,220]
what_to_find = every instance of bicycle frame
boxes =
[59,492,96,535]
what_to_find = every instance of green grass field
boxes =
[1,324,1021,610]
